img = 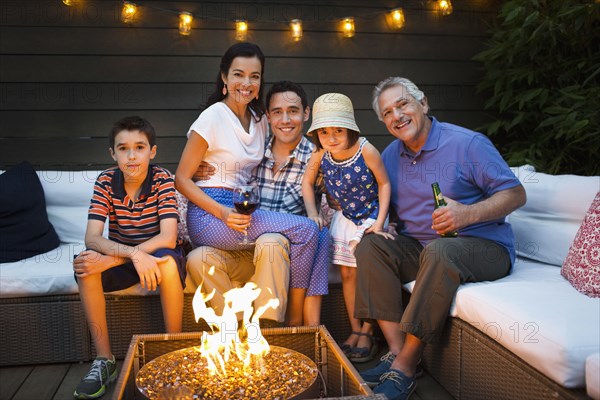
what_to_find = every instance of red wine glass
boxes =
[233,184,259,245]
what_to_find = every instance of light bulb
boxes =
[235,20,248,41]
[389,8,405,29]
[342,17,355,38]
[121,2,137,24]
[179,12,193,36]
[439,0,453,16]
[290,19,303,42]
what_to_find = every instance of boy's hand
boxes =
[192,161,216,182]
[221,207,251,233]
[131,250,163,291]
[73,250,118,276]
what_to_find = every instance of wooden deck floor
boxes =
[1,355,454,400]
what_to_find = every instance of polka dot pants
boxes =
[187,188,328,295]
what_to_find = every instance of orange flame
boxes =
[192,267,279,376]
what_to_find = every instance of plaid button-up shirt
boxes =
[253,134,325,216]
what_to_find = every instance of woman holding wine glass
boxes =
[175,42,326,326]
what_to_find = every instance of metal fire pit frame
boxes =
[112,325,381,400]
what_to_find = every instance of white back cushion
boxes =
[36,170,103,244]
[508,165,600,266]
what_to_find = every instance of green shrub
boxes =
[474,0,599,175]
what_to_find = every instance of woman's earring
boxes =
[222,85,227,96]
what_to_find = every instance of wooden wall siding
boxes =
[0,0,500,170]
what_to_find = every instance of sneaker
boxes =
[360,351,396,386]
[74,356,117,399]
[373,368,417,400]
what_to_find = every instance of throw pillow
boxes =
[561,192,600,297]
[175,190,192,253]
[0,161,60,262]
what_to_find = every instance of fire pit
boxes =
[135,344,318,399]
[112,327,374,399]
[135,282,321,399]
[112,280,375,399]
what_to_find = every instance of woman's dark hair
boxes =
[206,42,266,122]
[311,129,360,151]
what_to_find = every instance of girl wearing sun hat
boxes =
[302,93,393,362]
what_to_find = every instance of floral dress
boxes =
[321,138,380,266]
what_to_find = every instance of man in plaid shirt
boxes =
[254,97,326,216]
[186,81,331,326]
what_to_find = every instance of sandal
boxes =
[338,331,362,356]
[349,334,379,363]
[339,342,354,356]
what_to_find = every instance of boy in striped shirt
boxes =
[72,116,186,399]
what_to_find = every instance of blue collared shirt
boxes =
[382,117,521,264]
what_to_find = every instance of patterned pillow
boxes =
[175,190,192,253]
[561,192,600,297]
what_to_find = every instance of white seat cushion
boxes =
[453,258,600,388]
[587,353,600,400]
[0,244,155,298]
[1,244,83,297]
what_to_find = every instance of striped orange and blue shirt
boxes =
[88,165,179,246]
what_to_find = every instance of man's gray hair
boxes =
[372,77,425,120]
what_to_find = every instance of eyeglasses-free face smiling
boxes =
[378,84,431,153]
[222,56,262,105]
[267,91,309,147]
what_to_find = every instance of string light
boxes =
[341,17,355,38]
[121,2,137,24]
[438,0,453,16]
[179,12,193,36]
[389,8,405,30]
[108,3,453,39]
[290,19,303,42]
[235,20,248,41]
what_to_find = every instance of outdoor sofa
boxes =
[415,165,599,400]
[0,163,598,400]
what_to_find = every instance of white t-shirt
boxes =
[187,102,268,189]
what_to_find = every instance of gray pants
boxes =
[355,234,510,343]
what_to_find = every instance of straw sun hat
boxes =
[307,93,360,135]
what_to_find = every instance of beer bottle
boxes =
[432,182,458,237]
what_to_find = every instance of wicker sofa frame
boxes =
[422,317,589,400]
[0,283,351,366]
[0,283,591,399]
